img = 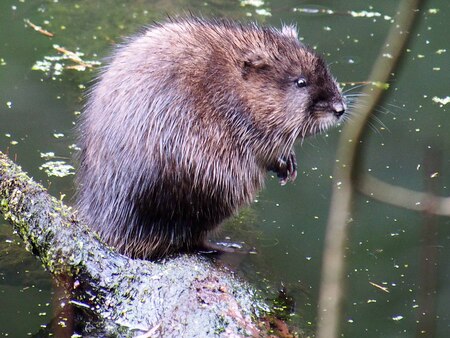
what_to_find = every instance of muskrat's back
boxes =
[77,18,346,259]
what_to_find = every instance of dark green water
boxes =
[1,0,449,337]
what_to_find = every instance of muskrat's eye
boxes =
[295,77,307,88]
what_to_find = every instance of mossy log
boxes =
[0,151,272,337]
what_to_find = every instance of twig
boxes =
[25,19,54,37]
[369,281,390,293]
[53,45,94,68]
[316,1,423,338]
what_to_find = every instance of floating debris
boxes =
[293,7,391,20]
[372,81,390,89]
[340,81,390,90]
[369,281,390,293]
[255,8,271,16]
[432,96,450,105]
[240,0,271,16]
[39,161,75,177]
[24,19,54,37]
[240,0,264,6]
[430,172,439,178]
[293,7,334,15]
[349,10,388,19]
[40,152,56,160]
[32,44,101,77]
[68,144,81,151]
[53,133,65,139]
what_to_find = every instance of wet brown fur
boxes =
[76,17,346,259]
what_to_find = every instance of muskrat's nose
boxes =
[332,102,346,118]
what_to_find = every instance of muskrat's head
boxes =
[238,24,346,139]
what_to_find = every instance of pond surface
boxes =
[1,0,449,337]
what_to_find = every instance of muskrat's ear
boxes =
[281,24,298,39]
[242,52,269,79]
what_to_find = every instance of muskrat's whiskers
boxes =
[385,102,405,112]
[345,93,369,98]
[342,83,366,94]
[370,112,390,132]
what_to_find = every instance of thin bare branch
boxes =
[316,1,423,338]
[357,174,450,216]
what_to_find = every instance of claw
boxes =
[286,151,297,182]
[268,150,298,185]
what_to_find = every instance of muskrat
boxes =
[76,17,346,259]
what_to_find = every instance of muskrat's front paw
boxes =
[279,151,297,185]
[270,151,297,186]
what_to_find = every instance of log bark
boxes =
[0,151,271,337]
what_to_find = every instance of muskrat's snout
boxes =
[312,98,346,118]
[332,101,346,118]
